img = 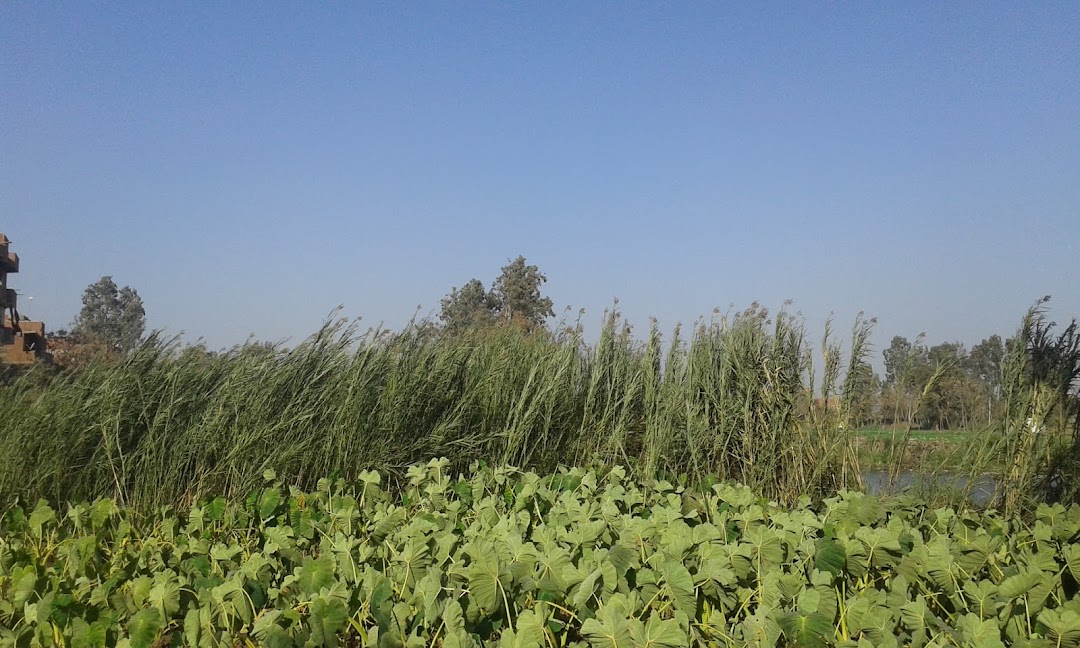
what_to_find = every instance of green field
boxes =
[3,463,1080,648]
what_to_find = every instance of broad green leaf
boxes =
[205,497,227,522]
[957,612,1004,648]
[629,615,688,648]
[148,575,181,619]
[126,609,163,648]
[499,610,547,648]
[28,500,56,538]
[1037,609,1080,648]
[309,596,350,647]
[745,526,784,570]
[582,606,633,648]
[998,571,1043,601]
[71,617,109,647]
[297,555,337,595]
[778,611,834,648]
[466,544,505,616]
[815,539,846,577]
[259,487,283,519]
[660,560,697,617]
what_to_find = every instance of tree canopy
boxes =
[72,276,146,354]
[440,256,554,333]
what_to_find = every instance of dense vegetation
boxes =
[0,305,870,511]
[4,463,1080,647]
[1,302,1077,516]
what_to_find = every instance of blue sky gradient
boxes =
[2,3,1078,355]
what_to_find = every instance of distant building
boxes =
[1,233,49,364]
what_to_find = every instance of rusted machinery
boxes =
[1,233,48,364]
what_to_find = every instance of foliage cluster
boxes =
[877,334,1007,430]
[4,463,1080,647]
[440,257,554,334]
[69,276,146,355]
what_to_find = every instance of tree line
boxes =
[873,333,1007,430]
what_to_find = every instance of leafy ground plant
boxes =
[2,461,1080,647]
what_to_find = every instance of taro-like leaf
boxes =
[253,609,284,640]
[89,498,117,529]
[259,487,283,520]
[797,588,823,616]
[848,494,886,526]
[372,507,407,541]
[71,616,109,647]
[126,608,163,648]
[740,605,783,647]
[815,539,846,577]
[466,545,506,616]
[183,606,202,647]
[660,560,697,617]
[922,539,955,593]
[1037,608,1080,648]
[628,614,688,648]
[745,526,784,570]
[148,572,181,619]
[308,595,350,647]
[536,547,577,595]
[297,555,337,595]
[205,497,227,522]
[962,580,998,619]
[581,605,634,648]
[212,578,253,625]
[778,611,834,648]
[264,525,295,555]
[574,566,604,610]
[957,612,1004,648]
[899,596,930,632]
[1065,544,1080,582]
[955,534,1000,575]
[11,564,38,607]
[499,609,547,648]
[28,500,56,538]
[998,570,1043,601]
[854,526,903,568]
[210,543,243,563]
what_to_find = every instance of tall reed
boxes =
[0,306,872,511]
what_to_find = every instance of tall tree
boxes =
[967,335,1006,424]
[439,278,500,332]
[967,335,1005,392]
[492,256,554,332]
[882,334,932,426]
[440,256,554,334]
[922,342,978,429]
[72,276,146,354]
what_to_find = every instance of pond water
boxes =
[861,470,1000,507]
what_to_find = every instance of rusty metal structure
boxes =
[1,233,48,364]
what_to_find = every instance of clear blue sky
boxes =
[2,2,1078,357]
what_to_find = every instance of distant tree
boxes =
[439,278,500,332]
[966,335,1006,424]
[439,256,554,334]
[922,342,978,429]
[882,335,933,426]
[492,256,554,333]
[967,335,1005,389]
[72,276,146,354]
